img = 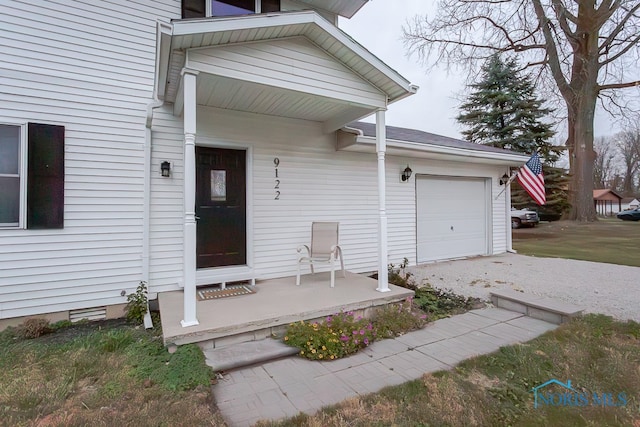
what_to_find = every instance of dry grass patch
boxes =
[0,319,227,427]
[513,219,640,267]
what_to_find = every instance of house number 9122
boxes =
[274,157,280,200]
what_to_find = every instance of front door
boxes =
[196,146,246,268]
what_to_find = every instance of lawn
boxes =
[513,218,640,267]
[259,315,640,427]
[0,319,226,426]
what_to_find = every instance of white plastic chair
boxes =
[296,222,345,288]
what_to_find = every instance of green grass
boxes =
[0,319,226,426]
[513,219,640,267]
[259,315,640,427]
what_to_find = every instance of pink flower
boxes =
[364,338,369,345]
[360,330,365,335]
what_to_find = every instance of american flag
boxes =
[517,153,546,205]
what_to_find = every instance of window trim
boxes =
[0,121,27,229]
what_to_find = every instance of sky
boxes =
[339,1,620,140]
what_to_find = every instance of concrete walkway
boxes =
[212,307,557,426]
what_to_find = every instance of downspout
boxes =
[506,169,517,254]
[143,99,164,328]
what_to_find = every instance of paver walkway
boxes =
[212,307,557,426]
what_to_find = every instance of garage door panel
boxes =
[416,176,489,263]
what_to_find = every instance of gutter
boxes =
[354,135,530,164]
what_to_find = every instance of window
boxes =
[0,125,21,226]
[181,0,280,18]
[0,122,65,229]
[212,0,255,16]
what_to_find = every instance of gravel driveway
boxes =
[409,253,640,322]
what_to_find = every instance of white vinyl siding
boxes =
[0,0,181,319]
[186,37,386,108]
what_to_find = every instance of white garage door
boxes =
[416,176,489,263]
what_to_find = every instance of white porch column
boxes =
[181,69,199,327]
[375,109,390,292]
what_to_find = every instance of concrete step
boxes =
[490,289,584,324]
[203,338,299,372]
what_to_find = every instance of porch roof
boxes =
[154,11,417,132]
[338,122,531,166]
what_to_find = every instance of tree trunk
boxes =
[566,95,598,221]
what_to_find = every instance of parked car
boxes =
[511,207,540,229]
[616,207,640,221]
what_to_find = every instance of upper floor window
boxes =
[182,0,280,18]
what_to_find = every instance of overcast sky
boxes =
[339,1,620,140]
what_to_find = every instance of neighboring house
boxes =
[593,189,623,216]
[620,197,640,212]
[0,0,527,329]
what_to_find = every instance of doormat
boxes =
[197,284,255,301]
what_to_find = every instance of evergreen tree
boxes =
[458,54,568,218]
[457,54,563,163]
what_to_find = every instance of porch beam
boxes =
[375,109,390,292]
[181,68,200,328]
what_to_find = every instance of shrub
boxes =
[372,297,428,339]
[414,286,480,320]
[18,318,52,339]
[387,258,419,291]
[284,312,376,360]
[126,281,148,324]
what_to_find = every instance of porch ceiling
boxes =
[190,74,374,123]
[155,11,417,131]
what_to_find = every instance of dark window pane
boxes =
[0,177,19,225]
[212,0,255,16]
[0,124,20,175]
[261,0,280,12]
[28,123,65,229]
[182,0,206,18]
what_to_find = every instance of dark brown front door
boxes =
[196,146,246,268]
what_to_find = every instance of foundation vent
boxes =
[69,306,107,323]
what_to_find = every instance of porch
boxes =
[158,271,413,348]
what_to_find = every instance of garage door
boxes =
[416,176,489,263]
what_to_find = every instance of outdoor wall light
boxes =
[499,173,510,185]
[401,165,413,182]
[161,161,171,177]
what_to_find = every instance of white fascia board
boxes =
[155,21,173,101]
[295,0,368,18]
[170,12,416,101]
[354,135,530,165]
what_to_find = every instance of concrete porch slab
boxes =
[158,271,413,346]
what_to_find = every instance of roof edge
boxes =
[353,134,531,164]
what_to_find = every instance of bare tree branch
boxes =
[599,80,640,90]
[531,0,572,101]
[598,1,640,51]
[599,33,640,67]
